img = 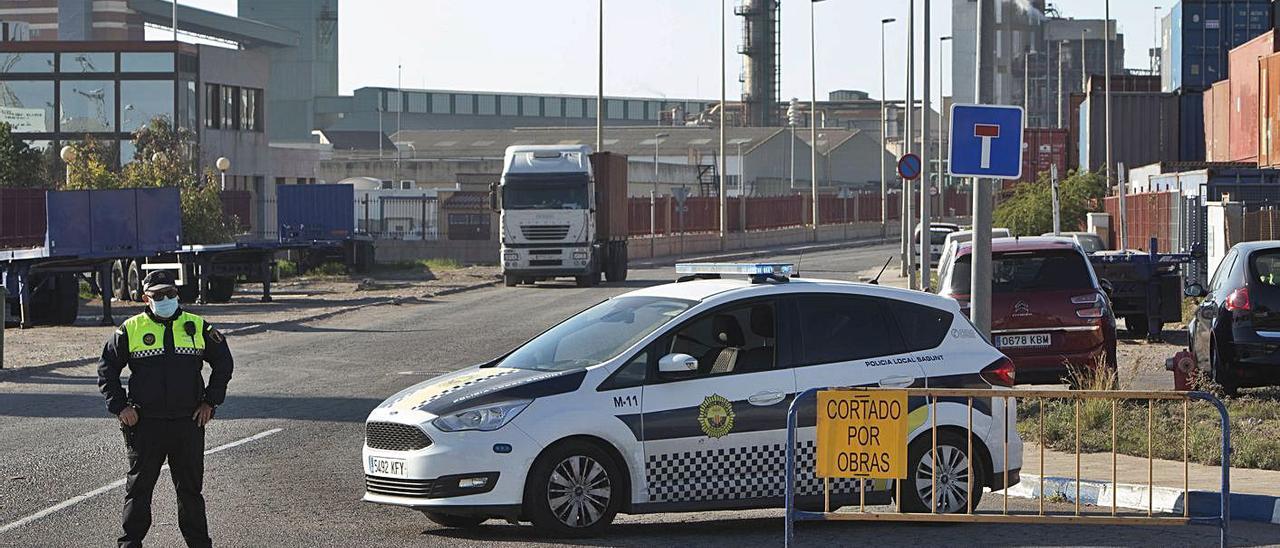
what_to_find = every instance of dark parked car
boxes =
[939,237,1118,384]
[1186,241,1280,395]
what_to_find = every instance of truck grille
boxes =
[521,225,570,240]
[366,475,436,498]
[365,422,432,451]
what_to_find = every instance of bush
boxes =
[277,260,299,279]
[994,170,1107,236]
[311,262,348,276]
[418,258,462,271]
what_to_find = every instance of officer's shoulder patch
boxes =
[209,328,224,343]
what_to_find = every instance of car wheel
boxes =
[525,441,621,537]
[1210,339,1239,397]
[422,512,487,529]
[899,430,985,514]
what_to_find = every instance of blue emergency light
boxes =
[674,263,793,284]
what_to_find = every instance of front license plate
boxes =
[367,456,406,478]
[997,333,1051,348]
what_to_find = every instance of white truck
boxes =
[494,145,629,287]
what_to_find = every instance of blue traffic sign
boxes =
[948,104,1024,180]
[897,153,921,181]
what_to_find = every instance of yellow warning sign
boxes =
[816,389,908,479]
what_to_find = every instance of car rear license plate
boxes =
[997,333,1051,348]
[367,456,406,478]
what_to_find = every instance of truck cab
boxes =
[496,145,628,287]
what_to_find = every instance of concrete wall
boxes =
[198,44,270,180]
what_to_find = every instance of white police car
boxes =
[362,264,1021,536]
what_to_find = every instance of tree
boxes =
[0,122,47,188]
[993,169,1106,236]
[63,116,234,244]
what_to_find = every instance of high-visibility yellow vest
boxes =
[123,311,205,360]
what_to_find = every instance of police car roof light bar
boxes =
[674,263,793,284]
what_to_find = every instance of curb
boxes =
[0,280,499,378]
[632,235,897,269]
[1003,473,1280,524]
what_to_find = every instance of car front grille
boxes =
[521,225,570,240]
[366,475,436,498]
[365,422,432,451]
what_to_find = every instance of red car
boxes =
[938,237,1118,384]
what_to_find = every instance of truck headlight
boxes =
[431,400,531,432]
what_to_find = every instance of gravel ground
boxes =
[0,265,499,372]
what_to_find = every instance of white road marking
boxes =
[0,427,282,535]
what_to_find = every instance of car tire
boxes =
[899,430,985,514]
[524,441,621,537]
[422,512,487,529]
[1210,339,1239,397]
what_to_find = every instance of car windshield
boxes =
[1074,235,1105,253]
[503,174,589,210]
[949,249,1094,294]
[497,296,693,372]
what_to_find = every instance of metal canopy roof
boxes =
[129,0,299,48]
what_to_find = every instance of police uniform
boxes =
[97,271,233,548]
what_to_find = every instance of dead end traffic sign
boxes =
[897,153,921,181]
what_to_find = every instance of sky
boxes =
[151,0,1180,105]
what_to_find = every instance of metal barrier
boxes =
[784,388,1231,547]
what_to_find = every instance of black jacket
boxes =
[98,308,234,419]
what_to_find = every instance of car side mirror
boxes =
[657,353,698,378]
[1185,283,1206,298]
[1099,278,1114,296]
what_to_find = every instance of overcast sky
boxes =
[153,1,1179,103]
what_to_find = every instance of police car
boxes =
[362,264,1021,536]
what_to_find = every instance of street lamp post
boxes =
[59,145,76,188]
[787,98,799,192]
[810,0,826,241]
[919,0,932,292]
[216,157,230,191]
[720,0,728,248]
[1154,6,1163,73]
[1058,40,1068,128]
[881,18,897,237]
[1105,0,1113,187]
[1081,28,1089,93]
[596,0,604,153]
[652,132,667,198]
[939,35,951,198]
[902,0,915,280]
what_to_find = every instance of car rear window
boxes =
[1250,250,1280,287]
[948,249,1094,294]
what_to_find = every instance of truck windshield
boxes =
[503,174,589,210]
[497,296,693,372]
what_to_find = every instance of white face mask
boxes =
[149,296,179,318]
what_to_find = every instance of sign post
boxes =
[1117,163,1127,251]
[948,103,1025,340]
[816,390,908,480]
[898,153,922,288]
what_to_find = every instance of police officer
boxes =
[98,270,233,548]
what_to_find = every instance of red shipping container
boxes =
[1259,52,1280,166]
[0,188,47,249]
[1018,128,1069,184]
[1228,30,1276,162]
[1207,80,1231,162]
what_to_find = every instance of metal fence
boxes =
[358,195,440,241]
[626,191,971,237]
[783,387,1231,548]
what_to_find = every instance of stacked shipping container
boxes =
[1205,80,1231,160]
[1163,0,1273,93]
[1078,92,1182,173]
[1015,128,1069,185]
[1226,29,1276,162]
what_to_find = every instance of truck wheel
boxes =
[111,260,127,301]
[1124,315,1149,339]
[52,274,80,325]
[604,242,628,283]
[574,274,596,288]
[504,274,519,287]
[126,261,143,302]
[206,277,236,303]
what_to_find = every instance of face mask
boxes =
[149,296,179,318]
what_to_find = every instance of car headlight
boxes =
[431,400,531,432]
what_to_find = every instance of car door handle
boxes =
[878,375,915,388]
[747,391,786,406]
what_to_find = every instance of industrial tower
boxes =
[736,0,780,127]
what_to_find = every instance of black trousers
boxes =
[119,417,211,548]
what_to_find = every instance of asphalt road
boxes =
[2,243,1276,547]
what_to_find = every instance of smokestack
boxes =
[736,0,780,126]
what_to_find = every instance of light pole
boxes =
[1105,0,1112,187]
[810,0,826,241]
[216,157,230,191]
[939,35,951,197]
[59,145,75,188]
[596,0,603,153]
[919,0,932,291]
[1023,48,1037,116]
[719,0,728,248]
[1081,28,1089,93]
[732,137,753,243]
[652,132,668,194]
[1058,40,1068,128]
[1153,6,1163,73]
[881,18,897,236]
[787,98,800,191]
[971,0,993,340]
[902,0,915,280]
